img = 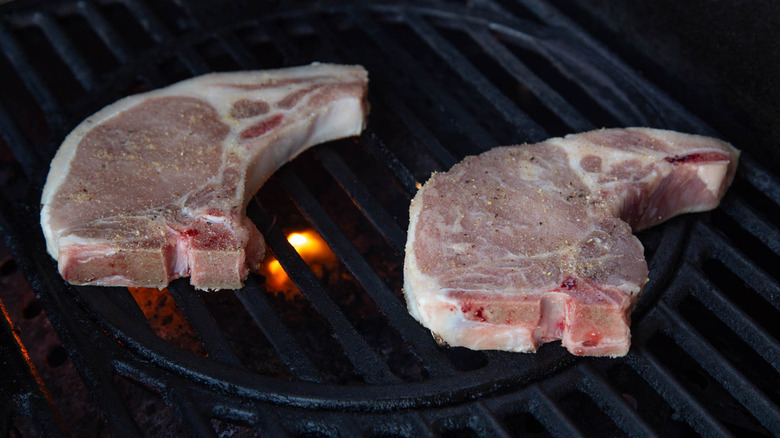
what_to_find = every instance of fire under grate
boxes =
[0,1,779,437]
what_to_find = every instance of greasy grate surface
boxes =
[0,0,778,436]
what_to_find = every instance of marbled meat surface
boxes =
[404,128,739,356]
[41,63,369,290]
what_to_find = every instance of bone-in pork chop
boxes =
[404,128,739,356]
[41,63,368,290]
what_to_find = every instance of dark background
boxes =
[557,0,780,170]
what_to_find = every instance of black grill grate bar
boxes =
[517,1,705,132]
[479,385,534,428]
[82,285,149,326]
[112,357,168,399]
[56,338,143,436]
[177,46,212,78]
[208,399,288,438]
[296,412,365,437]
[629,346,731,437]
[0,102,41,178]
[31,12,98,92]
[234,277,323,382]
[357,124,420,198]
[528,384,586,438]
[577,364,656,437]
[228,15,427,207]
[30,299,143,436]
[123,0,211,76]
[76,0,133,64]
[720,196,780,256]
[375,90,458,169]
[464,25,595,133]
[532,1,722,133]
[351,10,500,150]
[685,265,780,373]
[214,29,263,70]
[305,16,459,169]
[482,349,534,374]
[0,196,148,437]
[498,24,647,128]
[232,402,288,438]
[370,412,437,438]
[543,41,647,128]
[207,25,444,377]
[0,299,68,438]
[404,12,548,141]
[475,401,513,437]
[697,222,780,311]
[657,301,780,431]
[0,21,64,130]
[737,155,780,206]
[1,399,12,436]
[315,146,408,250]
[167,383,220,438]
[167,282,246,369]
[121,0,172,43]
[248,200,400,384]
[262,16,425,197]
[276,167,455,377]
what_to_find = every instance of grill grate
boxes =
[1,0,779,436]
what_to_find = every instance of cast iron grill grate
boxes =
[0,0,778,436]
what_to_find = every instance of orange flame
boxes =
[261,230,337,296]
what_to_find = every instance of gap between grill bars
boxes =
[0,1,778,437]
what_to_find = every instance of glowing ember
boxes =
[261,230,337,296]
[127,287,204,355]
[288,232,308,247]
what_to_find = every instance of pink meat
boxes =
[41,63,369,290]
[404,128,739,356]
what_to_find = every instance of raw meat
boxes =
[41,63,369,290]
[404,128,739,356]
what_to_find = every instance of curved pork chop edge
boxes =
[42,63,362,259]
[404,180,634,356]
[404,177,541,352]
[403,128,740,357]
[40,63,368,290]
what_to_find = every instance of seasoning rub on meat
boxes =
[404,128,739,356]
[41,63,369,291]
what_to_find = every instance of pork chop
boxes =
[41,63,369,290]
[404,128,739,356]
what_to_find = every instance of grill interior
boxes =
[1,1,779,436]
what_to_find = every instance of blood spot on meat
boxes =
[665,151,728,164]
[239,114,284,139]
[581,331,601,347]
[180,229,199,237]
[560,277,577,290]
[460,302,488,322]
